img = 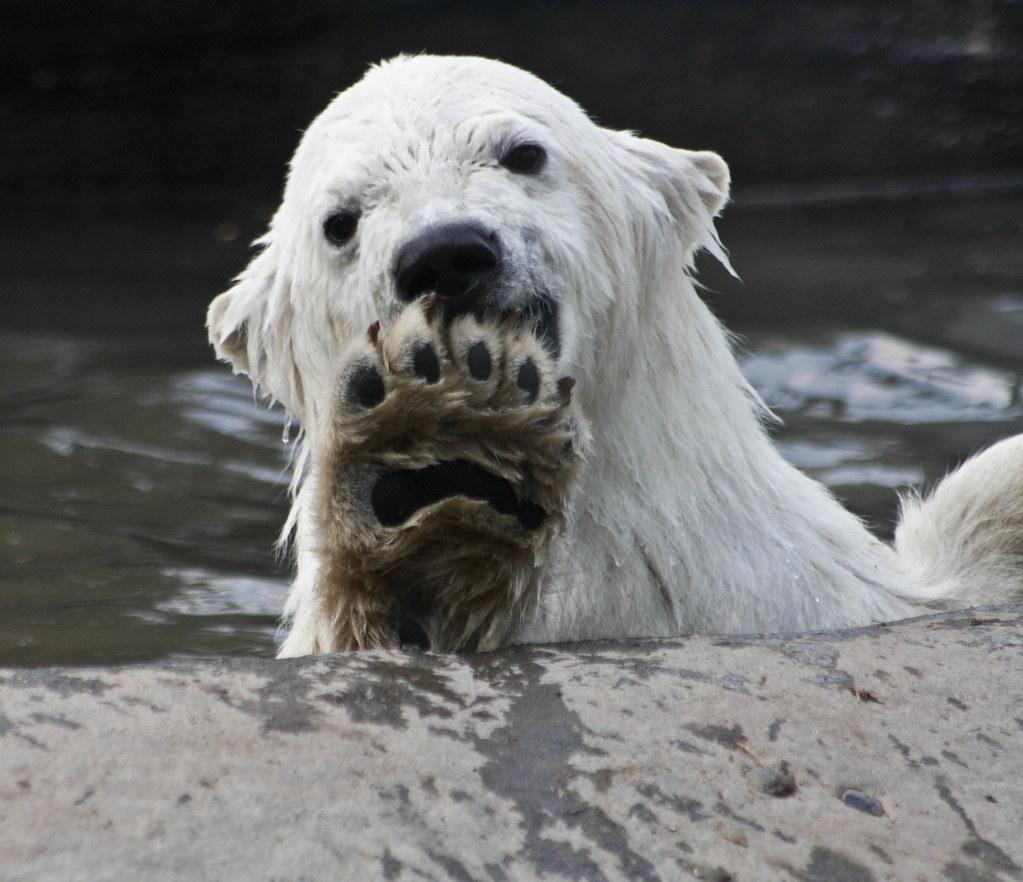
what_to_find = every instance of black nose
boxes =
[394,222,500,304]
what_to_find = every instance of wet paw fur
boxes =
[307,296,587,653]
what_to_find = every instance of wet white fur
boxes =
[207,55,1023,654]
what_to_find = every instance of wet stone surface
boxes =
[748,766,797,799]
[840,789,885,818]
[1,604,1021,881]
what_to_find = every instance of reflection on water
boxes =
[0,335,293,665]
[1,191,1021,665]
[744,330,1021,423]
[743,327,1022,525]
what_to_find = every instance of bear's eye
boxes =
[500,143,546,175]
[323,210,360,246]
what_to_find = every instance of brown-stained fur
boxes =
[307,301,586,652]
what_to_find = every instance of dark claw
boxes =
[346,363,386,409]
[467,341,492,381]
[516,358,540,403]
[421,293,439,323]
[367,321,381,346]
[557,376,575,405]
[412,342,441,384]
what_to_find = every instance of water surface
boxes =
[2,188,1021,665]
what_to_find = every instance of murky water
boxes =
[2,188,1021,665]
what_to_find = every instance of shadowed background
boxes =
[1,1,1021,663]
[3,1,1022,206]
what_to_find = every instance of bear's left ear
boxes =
[207,239,275,378]
[207,236,307,417]
[606,130,733,272]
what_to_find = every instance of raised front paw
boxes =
[308,296,587,653]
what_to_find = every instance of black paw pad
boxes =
[516,358,540,403]
[412,343,441,384]
[346,363,386,409]
[467,341,492,381]
[517,501,545,530]
[371,460,546,530]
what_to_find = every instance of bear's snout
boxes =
[393,220,501,308]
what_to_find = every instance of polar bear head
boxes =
[207,55,730,434]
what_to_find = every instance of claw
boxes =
[557,376,576,405]
[421,293,439,324]
[367,320,381,346]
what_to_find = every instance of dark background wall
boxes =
[1,0,1021,212]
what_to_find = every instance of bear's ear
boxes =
[608,131,730,217]
[678,149,730,218]
[207,238,278,380]
[606,130,733,272]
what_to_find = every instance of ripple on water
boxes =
[742,331,1022,425]
[155,569,289,618]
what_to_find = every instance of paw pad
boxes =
[466,341,492,381]
[516,358,540,403]
[412,342,441,383]
[346,363,386,409]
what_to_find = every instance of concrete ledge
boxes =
[2,606,1022,881]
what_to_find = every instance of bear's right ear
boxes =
[206,239,277,380]
[606,130,734,275]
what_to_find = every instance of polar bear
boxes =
[207,55,1023,657]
